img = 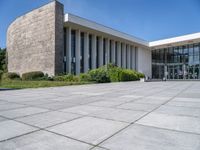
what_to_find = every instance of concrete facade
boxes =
[6,1,200,77]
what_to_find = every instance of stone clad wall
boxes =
[7,1,64,76]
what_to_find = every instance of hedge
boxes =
[22,71,44,80]
[2,72,20,80]
[53,74,80,82]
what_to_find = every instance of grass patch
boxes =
[0,80,92,89]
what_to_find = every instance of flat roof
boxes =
[65,13,149,46]
[65,13,200,48]
[149,32,200,48]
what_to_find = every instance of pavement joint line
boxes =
[90,145,111,150]
[43,128,98,147]
[0,109,52,120]
[0,129,42,143]
[135,123,200,136]
[92,82,194,148]
[0,113,85,143]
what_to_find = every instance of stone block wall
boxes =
[7,1,64,76]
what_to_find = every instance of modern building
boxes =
[7,1,200,80]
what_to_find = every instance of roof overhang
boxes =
[65,13,149,47]
[149,32,200,49]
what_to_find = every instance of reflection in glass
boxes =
[152,43,200,80]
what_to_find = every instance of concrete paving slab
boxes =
[155,105,200,118]
[0,103,26,112]
[100,124,200,150]
[90,108,147,123]
[0,130,92,150]
[0,116,7,122]
[48,116,128,145]
[166,101,200,108]
[88,101,124,108]
[0,107,49,119]
[172,97,200,103]
[60,105,107,115]
[0,120,37,141]
[91,147,108,150]
[137,112,200,134]
[134,97,169,105]
[38,101,78,110]
[17,111,81,128]
[117,102,158,112]
[17,99,55,106]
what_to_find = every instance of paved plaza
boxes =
[0,81,200,150]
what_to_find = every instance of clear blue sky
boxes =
[1,0,200,48]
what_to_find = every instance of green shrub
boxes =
[0,70,3,80]
[108,65,122,82]
[22,71,44,80]
[89,67,110,83]
[2,72,20,80]
[53,74,80,82]
[80,73,91,82]
[136,72,145,78]
[118,69,138,81]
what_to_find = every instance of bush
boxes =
[119,69,138,81]
[89,67,110,83]
[22,71,44,80]
[53,74,80,82]
[136,72,145,78]
[2,72,20,80]
[80,73,91,82]
[107,64,122,82]
[0,70,3,80]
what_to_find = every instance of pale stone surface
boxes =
[1,81,200,149]
[88,100,124,107]
[17,111,80,128]
[166,101,200,108]
[0,103,26,112]
[0,131,92,150]
[0,107,49,119]
[90,108,147,123]
[60,105,107,115]
[48,117,128,145]
[137,112,200,134]
[7,1,64,76]
[117,102,158,112]
[100,124,200,150]
[0,120,37,141]
[37,101,77,110]
[155,105,200,117]
[0,117,7,122]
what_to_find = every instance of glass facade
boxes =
[152,43,200,80]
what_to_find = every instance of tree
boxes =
[0,48,7,72]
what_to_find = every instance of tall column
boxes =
[75,29,80,75]
[66,27,71,74]
[131,46,135,70]
[127,44,131,69]
[105,38,110,65]
[98,36,103,67]
[84,32,89,73]
[117,41,121,67]
[122,43,126,68]
[91,34,96,69]
[111,40,115,64]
